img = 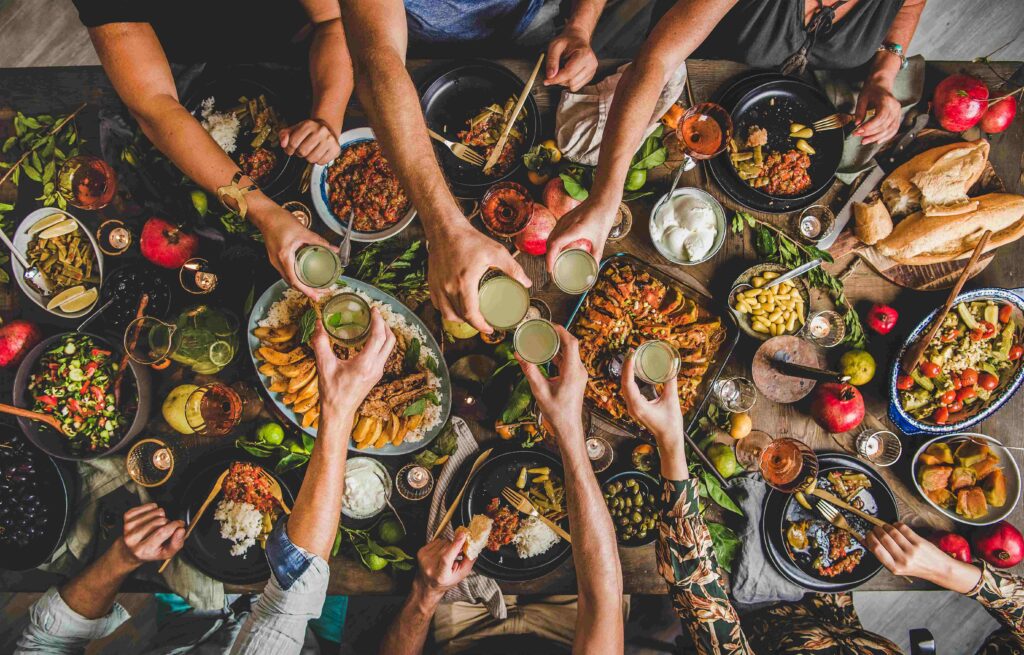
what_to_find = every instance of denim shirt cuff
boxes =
[29,587,130,642]
[266,517,322,590]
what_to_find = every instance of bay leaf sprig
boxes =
[731,211,866,348]
[349,240,428,308]
[0,104,86,216]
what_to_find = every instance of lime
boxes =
[282,438,301,453]
[191,190,209,217]
[707,442,742,479]
[257,422,285,446]
[208,340,235,367]
[364,554,389,571]
[624,168,647,191]
[442,319,478,340]
[376,517,406,545]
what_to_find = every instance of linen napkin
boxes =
[555,62,688,166]
[813,54,926,184]
[425,418,507,619]
[724,475,804,607]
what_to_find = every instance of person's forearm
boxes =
[307,19,352,134]
[564,0,605,37]
[286,407,354,559]
[869,0,925,87]
[58,543,137,619]
[378,580,443,655]
[657,435,689,482]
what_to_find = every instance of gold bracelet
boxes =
[216,172,258,219]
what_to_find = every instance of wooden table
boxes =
[0,58,1022,598]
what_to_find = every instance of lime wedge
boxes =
[59,286,98,313]
[46,285,86,310]
[28,212,69,236]
[208,340,235,367]
[38,218,79,239]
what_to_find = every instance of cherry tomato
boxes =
[979,372,999,391]
[957,386,977,402]
[920,361,941,378]
[948,400,964,413]
[1000,304,1013,324]
[896,374,915,390]
[941,329,961,343]
[932,407,950,424]
[939,390,957,405]
[1010,344,1024,361]
[982,321,997,339]
[970,329,985,341]
[961,368,979,387]
[952,374,963,390]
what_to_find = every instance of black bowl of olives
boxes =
[0,429,75,570]
[602,471,659,547]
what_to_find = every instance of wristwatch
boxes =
[878,42,908,70]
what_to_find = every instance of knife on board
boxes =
[817,111,931,250]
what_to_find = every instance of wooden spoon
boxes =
[158,468,229,574]
[900,231,992,375]
[0,402,72,436]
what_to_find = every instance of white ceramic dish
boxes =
[12,207,104,318]
[310,127,417,243]
[648,187,727,266]
[341,457,393,519]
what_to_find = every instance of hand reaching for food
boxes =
[853,78,902,145]
[414,533,476,597]
[866,522,981,593]
[516,326,588,440]
[427,224,532,334]
[310,308,395,415]
[544,26,598,91]
[114,503,185,567]
[279,118,340,166]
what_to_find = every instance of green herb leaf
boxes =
[707,521,741,573]
[559,173,590,201]
[301,433,315,453]
[404,338,421,373]
[243,285,255,315]
[424,355,439,376]
[299,309,317,344]
[275,452,309,473]
[403,398,428,417]
[632,146,667,171]
[235,439,275,458]
[502,375,534,423]
[700,469,743,516]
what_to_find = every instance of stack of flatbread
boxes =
[851,139,1024,265]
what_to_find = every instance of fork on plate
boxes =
[501,487,572,543]
[427,129,485,167]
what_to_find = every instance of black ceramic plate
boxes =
[0,434,75,571]
[183,74,301,198]
[446,446,571,582]
[762,453,899,592]
[181,459,295,585]
[418,60,540,198]
[709,77,842,214]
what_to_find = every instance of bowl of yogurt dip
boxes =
[342,457,393,520]
[649,187,726,265]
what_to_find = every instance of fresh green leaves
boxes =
[501,376,534,424]
[404,391,442,417]
[700,469,743,516]
[412,422,459,469]
[333,524,415,572]
[630,125,667,173]
[559,172,589,201]
[299,309,317,344]
[707,521,741,573]
[349,240,428,308]
[403,338,421,373]
[235,424,314,473]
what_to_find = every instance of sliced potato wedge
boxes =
[253,326,273,340]
[268,324,298,343]
[279,358,315,379]
[258,362,278,377]
[301,406,320,428]
[294,391,318,415]
[287,364,317,393]
[258,346,306,366]
[353,416,376,445]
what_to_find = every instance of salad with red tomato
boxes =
[898,301,1022,425]
[28,334,125,451]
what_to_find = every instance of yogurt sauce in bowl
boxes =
[649,188,726,265]
[342,457,393,519]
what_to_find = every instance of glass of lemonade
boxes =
[513,318,561,365]
[294,244,342,289]
[633,340,681,385]
[553,248,599,294]
[322,292,371,345]
[478,271,530,331]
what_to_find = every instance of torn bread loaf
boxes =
[853,194,893,245]
[880,139,990,218]
[455,514,493,560]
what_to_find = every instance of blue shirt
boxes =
[405,0,543,46]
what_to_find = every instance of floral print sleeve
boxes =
[966,562,1024,654]
[656,477,753,654]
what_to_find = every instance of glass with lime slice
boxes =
[167,305,239,373]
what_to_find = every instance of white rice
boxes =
[199,97,240,154]
[214,499,263,556]
[513,516,560,558]
[258,287,444,443]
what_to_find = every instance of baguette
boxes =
[880,139,990,217]
[454,514,493,560]
[852,195,893,245]
[875,192,1024,265]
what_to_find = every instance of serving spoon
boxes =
[0,229,52,296]
[0,402,73,436]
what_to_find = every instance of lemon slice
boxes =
[28,212,68,236]
[59,287,98,313]
[208,340,235,367]
[46,285,87,310]
[38,218,79,239]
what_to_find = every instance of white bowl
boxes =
[12,207,104,319]
[341,457,393,519]
[311,127,417,243]
[648,187,727,265]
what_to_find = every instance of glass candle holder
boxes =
[855,429,902,467]
[126,438,176,487]
[712,376,757,413]
[96,219,133,256]
[179,258,218,295]
[396,463,434,501]
[802,310,845,348]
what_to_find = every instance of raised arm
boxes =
[232,312,395,654]
[546,0,736,268]
[621,355,752,655]
[16,504,184,654]
[542,0,605,91]
[851,0,926,144]
[519,326,623,653]
[340,0,530,334]
[86,23,333,297]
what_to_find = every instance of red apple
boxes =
[0,320,42,368]
[928,531,972,563]
[514,204,558,256]
[933,74,990,132]
[543,177,582,220]
[972,521,1024,569]
[980,95,1018,134]
[140,217,198,269]
[810,382,865,433]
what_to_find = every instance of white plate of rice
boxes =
[248,277,451,455]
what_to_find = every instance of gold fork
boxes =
[816,499,865,543]
[501,487,571,543]
[812,109,875,132]
[158,468,229,574]
[427,129,485,167]
[259,469,291,515]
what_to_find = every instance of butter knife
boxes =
[431,448,493,540]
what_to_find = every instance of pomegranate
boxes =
[979,95,1018,134]
[514,204,558,256]
[933,74,989,132]
[542,177,582,220]
[866,304,898,335]
[140,217,199,269]
[0,320,42,368]
[972,521,1024,569]
[810,382,865,433]
[928,531,972,563]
